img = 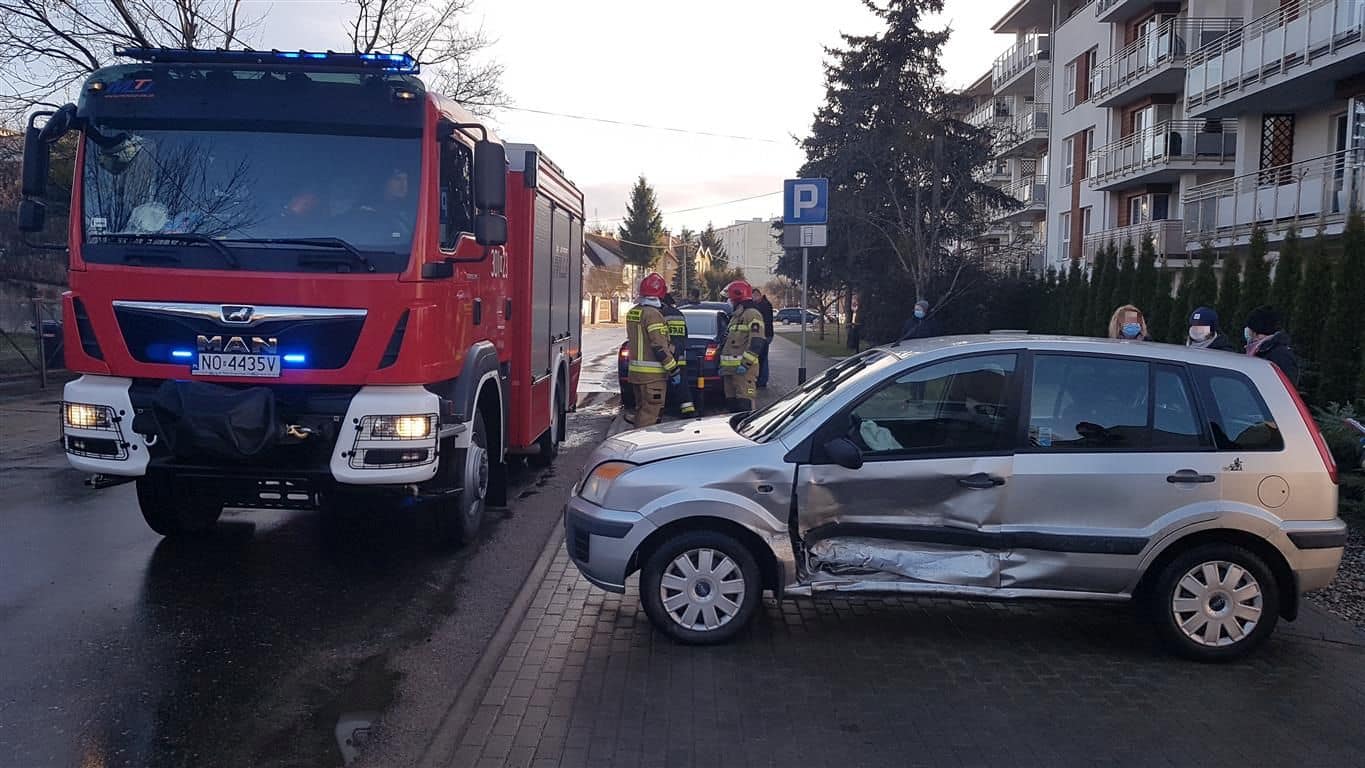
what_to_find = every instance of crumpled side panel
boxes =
[809,537,999,588]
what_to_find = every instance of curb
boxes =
[416,519,566,767]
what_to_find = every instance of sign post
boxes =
[783,178,828,385]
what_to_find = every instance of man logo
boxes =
[222,305,254,324]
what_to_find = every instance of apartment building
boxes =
[715,218,783,283]
[975,0,1365,272]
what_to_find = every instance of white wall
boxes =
[716,219,781,283]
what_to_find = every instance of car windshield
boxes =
[736,350,893,442]
[682,310,720,337]
[81,124,420,270]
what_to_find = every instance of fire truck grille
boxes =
[114,306,366,370]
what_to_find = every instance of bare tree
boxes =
[347,0,506,114]
[0,0,258,126]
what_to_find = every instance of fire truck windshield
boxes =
[80,124,421,273]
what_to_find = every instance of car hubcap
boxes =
[659,548,745,632]
[1172,560,1263,647]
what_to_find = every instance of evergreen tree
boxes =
[1190,244,1219,311]
[617,176,664,268]
[1134,235,1158,315]
[1320,209,1365,404]
[1094,241,1120,334]
[1239,223,1272,324]
[671,227,698,295]
[1042,266,1060,332]
[1149,270,1174,343]
[1293,230,1334,401]
[1271,226,1302,330]
[1218,253,1243,332]
[1168,264,1195,343]
[1067,258,1088,334]
[1113,239,1137,309]
[698,222,729,270]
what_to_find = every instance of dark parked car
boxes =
[775,307,821,324]
[620,307,729,411]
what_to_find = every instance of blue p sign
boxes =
[783,178,828,225]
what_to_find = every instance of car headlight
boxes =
[578,461,634,506]
[361,414,436,440]
[64,402,115,430]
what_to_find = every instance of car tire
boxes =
[640,529,762,645]
[136,473,222,537]
[620,384,636,410]
[1148,543,1280,662]
[434,411,491,545]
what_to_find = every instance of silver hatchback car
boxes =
[565,336,1345,660]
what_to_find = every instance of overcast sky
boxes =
[255,0,1017,232]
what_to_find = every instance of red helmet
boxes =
[724,280,753,303]
[639,272,668,298]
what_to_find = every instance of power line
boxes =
[500,106,787,144]
[593,191,783,224]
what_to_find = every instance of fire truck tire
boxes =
[136,473,222,537]
[530,386,566,469]
[435,411,490,545]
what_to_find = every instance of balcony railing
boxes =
[966,99,1011,130]
[1087,120,1236,185]
[1097,0,1123,14]
[1003,175,1048,208]
[995,106,1049,156]
[1186,0,1365,111]
[1183,149,1364,242]
[1081,220,1186,264]
[993,34,1050,90]
[1089,17,1241,103]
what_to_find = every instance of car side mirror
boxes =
[18,199,46,233]
[473,139,507,211]
[822,436,863,470]
[474,212,508,247]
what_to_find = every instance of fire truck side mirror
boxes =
[474,212,508,247]
[22,126,50,198]
[473,140,507,212]
[18,199,47,233]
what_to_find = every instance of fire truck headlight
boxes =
[362,414,436,440]
[64,402,115,430]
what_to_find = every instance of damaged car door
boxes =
[795,353,1022,591]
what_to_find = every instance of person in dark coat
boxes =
[899,299,941,341]
[1243,305,1299,384]
[754,290,775,388]
[1185,306,1239,352]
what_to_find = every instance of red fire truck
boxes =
[16,48,583,543]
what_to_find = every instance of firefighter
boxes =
[625,273,679,427]
[719,279,766,413]
[661,293,697,417]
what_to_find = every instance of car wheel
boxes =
[136,473,222,537]
[1149,543,1280,662]
[641,530,762,645]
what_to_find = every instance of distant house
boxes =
[583,233,634,324]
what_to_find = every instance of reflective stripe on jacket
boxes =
[720,305,764,371]
[626,304,677,382]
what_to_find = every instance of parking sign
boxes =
[783,178,828,225]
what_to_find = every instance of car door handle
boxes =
[1166,470,1216,484]
[957,473,1005,490]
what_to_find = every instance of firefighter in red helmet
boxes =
[719,279,765,412]
[625,272,679,427]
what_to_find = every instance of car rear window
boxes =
[1027,355,1207,451]
[682,310,720,337]
[1194,368,1284,451]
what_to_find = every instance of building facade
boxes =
[974,0,1365,273]
[715,218,783,283]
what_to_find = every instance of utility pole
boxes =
[799,246,808,385]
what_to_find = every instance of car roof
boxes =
[881,334,1270,375]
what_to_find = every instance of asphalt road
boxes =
[0,328,623,768]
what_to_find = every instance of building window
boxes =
[1063,137,1075,185]
[1081,206,1092,236]
[1060,212,1072,248]
[1063,62,1078,111]
[1260,114,1295,184]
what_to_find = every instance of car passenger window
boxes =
[1198,370,1284,451]
[1029,356,1150,450]
[439,139,474,248]
[848,354,1017,457]
[1152,365,1205,450]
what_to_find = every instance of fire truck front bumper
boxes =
[61,375,456,487]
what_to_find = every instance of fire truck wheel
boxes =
[436,411,490,545]
[136,473,222,537]
[530,386,566,469]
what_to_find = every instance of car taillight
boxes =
[620,346,630,360]
[1275,365,1337,485]
[705,345,717,361]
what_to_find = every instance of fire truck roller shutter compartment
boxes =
[532,196,554,381]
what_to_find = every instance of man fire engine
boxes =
[719,280,765,412]
[624,273,677,427]
[16,48,584,543]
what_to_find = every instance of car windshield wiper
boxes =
[225,237,377,273]
[98,233,240,268]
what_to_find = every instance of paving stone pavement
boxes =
[448,542,1365,768]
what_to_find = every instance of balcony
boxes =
[974,163,1013,185]
[1087,120,1236,190]
[1089,17,1241,107]
[993,34,1050,95]
[1183,149,1363,248]
[966,99,1011,130]
[1080,220,1187,265]
[994,106,1049,159]
[995,175,1048,223]
[1186,0,1365,117]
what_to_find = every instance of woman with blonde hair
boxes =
[1107,304,1152,340]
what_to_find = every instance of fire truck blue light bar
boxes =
[113,48,420,74]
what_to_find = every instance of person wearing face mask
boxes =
[1185,306,1238,352]
[1243,305,1300,385]
[1107,304,1152,341]
[899,299,941,341]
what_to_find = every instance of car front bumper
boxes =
[563,495,657,593]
